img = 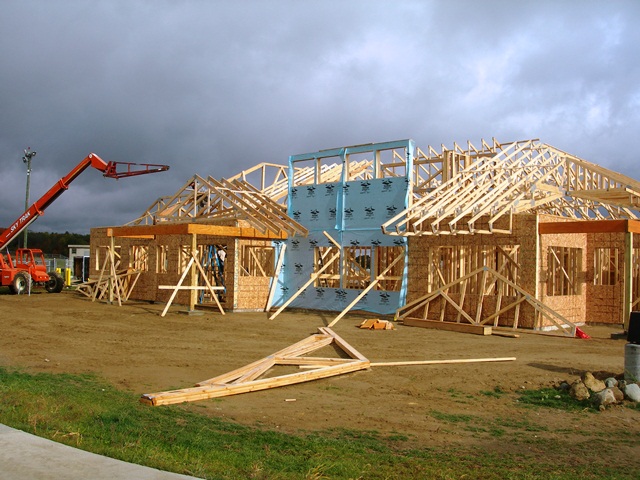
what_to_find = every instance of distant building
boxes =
[68,244,90,282]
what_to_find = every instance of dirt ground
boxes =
[1,290,639,465]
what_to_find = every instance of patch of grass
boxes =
[480,386,506,398]
[445,387,475,402]
[517,387,594,412]
[386,433,409,442]
[429,410,474,423]
[0,367,637,480]
[495,417,549,432]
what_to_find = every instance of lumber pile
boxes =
[359,319,395,330]
[75,268,141,305]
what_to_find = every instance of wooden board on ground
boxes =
[402,317,492,335]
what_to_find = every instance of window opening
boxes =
[547,246,582,296]
[240,245,275,276]
[129,245,148,271]
[594,247,618,285]
[313,246,340,288]
[156,245,168,274]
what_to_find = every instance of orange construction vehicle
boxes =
[0,153,169,294]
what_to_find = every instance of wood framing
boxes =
[89,137,640,330]
[125,174,308,238]
[158,250,225,316]
[402,318,492,335]
[382,140,640,237]
[140,327,370,406]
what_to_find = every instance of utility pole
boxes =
[22,147,36,248]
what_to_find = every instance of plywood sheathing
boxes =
[537,214,587,327]
[538,218,640,325]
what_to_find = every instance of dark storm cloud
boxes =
[1,0,639,234]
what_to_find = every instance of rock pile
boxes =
[561,372,640,410]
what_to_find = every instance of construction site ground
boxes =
[1,290,639,469]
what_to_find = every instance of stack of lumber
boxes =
[359,319,395,330]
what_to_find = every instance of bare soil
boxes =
[1,290,639,465]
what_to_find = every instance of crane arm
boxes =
[0,153,169,250]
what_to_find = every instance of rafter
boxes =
[382,140,640,236]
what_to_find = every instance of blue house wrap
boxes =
[270,140,414,314]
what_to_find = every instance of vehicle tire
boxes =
[45,271,65,293]
[12,271,31,295]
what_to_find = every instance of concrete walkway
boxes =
[0,424,200,479]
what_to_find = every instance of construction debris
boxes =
[359,319,395,330]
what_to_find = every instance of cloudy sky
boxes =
[1,0,639,235]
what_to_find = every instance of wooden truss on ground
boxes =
[140,326,516,406]
[140,327,369,406]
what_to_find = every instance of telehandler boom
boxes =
[0,153,169,294]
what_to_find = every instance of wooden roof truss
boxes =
[383,139,640,236]
[127,174,308,238]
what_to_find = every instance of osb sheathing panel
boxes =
[235,238,273,311]
[407,214,539,328]
[538,214,587,325]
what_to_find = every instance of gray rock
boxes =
[582,372,606,392]
[604,377,618,388]
[570,380,590,401]
[591,388,618,409]
[558,381,571,391]
[624,383,640,402]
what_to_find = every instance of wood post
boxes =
[624,232,634,331]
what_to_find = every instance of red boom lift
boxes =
[0,153,169,294]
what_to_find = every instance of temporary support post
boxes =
[109,235,115,305]
[190,233,198,311]
[624,231,634,331]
